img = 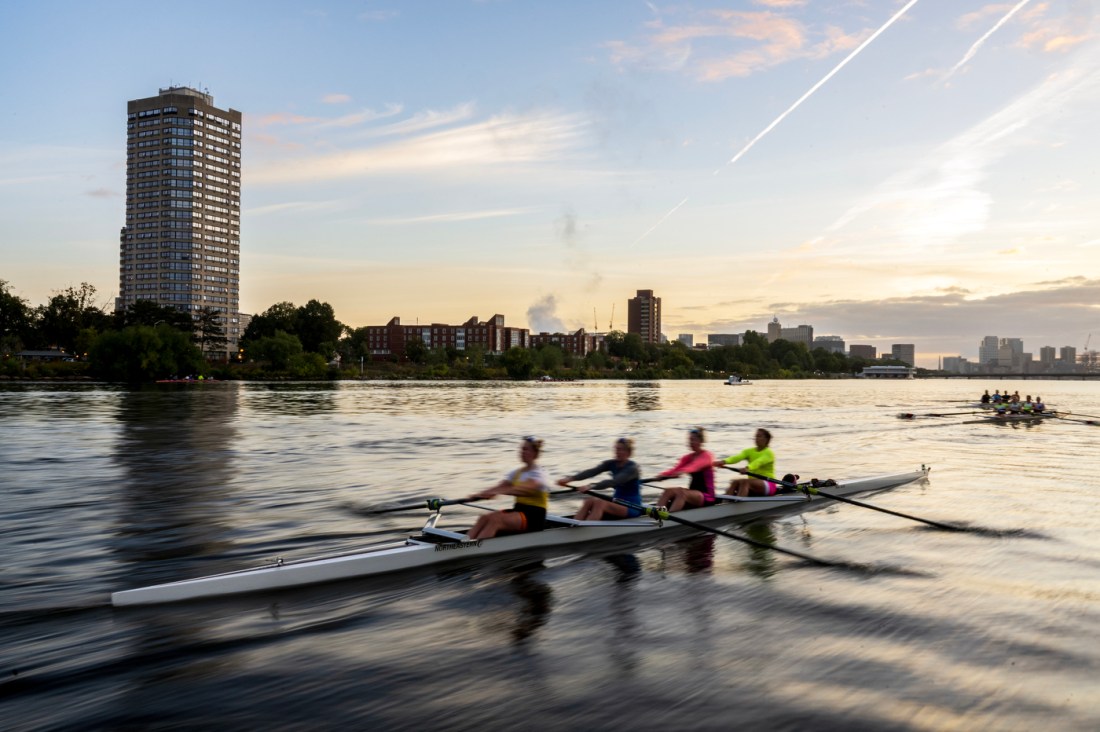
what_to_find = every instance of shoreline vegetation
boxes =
[3,280,906,383]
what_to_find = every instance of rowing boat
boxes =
[111,467,929,606]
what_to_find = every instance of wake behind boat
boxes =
[111,467,929,606]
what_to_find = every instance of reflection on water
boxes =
[625,381,661,412]
[111,388,240,586]
[244,381,338,416]
[683,534,716,573]
[508,565,554,645]
[742,521,779,577]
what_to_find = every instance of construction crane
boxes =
[609,303,615,331]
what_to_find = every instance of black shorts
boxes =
[505,504,547,532]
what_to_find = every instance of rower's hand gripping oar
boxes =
[728,467,972,533]
[360,489,576,516]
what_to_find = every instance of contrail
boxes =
[633,1,922,243]
[721,0,923,171]
[633,197,689,245]
[945,0,1032,81]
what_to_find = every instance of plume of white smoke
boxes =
[527,294,567,334]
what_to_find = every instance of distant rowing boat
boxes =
[111,467,929,606]
[963,412,1057,424]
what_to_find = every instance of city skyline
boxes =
[2,1,1098,368]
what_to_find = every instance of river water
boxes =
[2,379,1098,730]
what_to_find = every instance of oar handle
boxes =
[582,489,843,567]
[366,488,577,515]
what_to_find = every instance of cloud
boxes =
[821,50,1100,253]
[85,188,117,198]
[359,10,398,22]
[366,208,538,225]
[314,104,405,129]
[251,112,320,128]
[322,93,351,104]
[250,110,591,185]
[604,6,881,82]
[360,103,475,138]
[245,200,345,217]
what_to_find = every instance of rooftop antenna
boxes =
[609,303,615,330]
[593,307,598,332]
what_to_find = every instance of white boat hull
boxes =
[111,468,929,606]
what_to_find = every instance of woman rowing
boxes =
[715,428,781,497]
[467,436,551,540]
[557,437,643,521]
[654,427,716,512]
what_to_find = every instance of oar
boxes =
[897,410,981,419]
[358,489,576,515]
[732,468,975,533]
[1052,414,1100,426]
[579,488,876,571]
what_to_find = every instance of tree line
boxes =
[2,279,901,382]
[2,280,225,381]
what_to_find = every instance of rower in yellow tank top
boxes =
[467,437,551,540]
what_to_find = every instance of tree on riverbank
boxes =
[90,325,204,383]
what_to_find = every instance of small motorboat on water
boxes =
[725,374,751,385]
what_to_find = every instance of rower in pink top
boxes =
[655,427,716,512]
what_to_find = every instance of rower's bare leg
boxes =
[740,478,766,497]
[468,511,525,540]
[675,490,705,512]
[574,498,597,520]
[591,502,630,521]
[670,488,702,512]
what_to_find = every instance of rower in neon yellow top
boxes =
[715,428,781,497]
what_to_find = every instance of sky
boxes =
[1,0,1098,368]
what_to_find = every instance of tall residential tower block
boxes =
[119,86,242,357]
[627,289,662,344]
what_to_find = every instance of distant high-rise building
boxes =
[767,316,782,343]
[891,344,915,366]
[119,86,242,358]
[677,334,693,347]
[813,335,845,354]
[979,336,999,367]
[766,316,813,345]
[943,356,971,374]
[849,344,876,360]
[1039,346,1056,366]
[708,334,742,348]
[627,290,661,344]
